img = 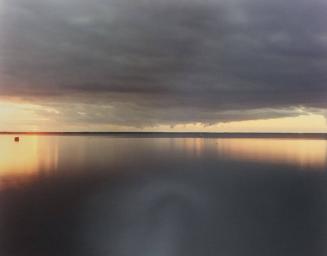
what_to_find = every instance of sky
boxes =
[0,0,327,132]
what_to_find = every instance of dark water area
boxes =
[0,135,327,255]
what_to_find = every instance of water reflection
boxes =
[0,136,326,183]
[1,135,327,256]
[0,136,40,176]
[215,138,327,169]
[0,136,60,174]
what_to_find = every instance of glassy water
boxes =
[0,136,326,180]
[0,135,327,255]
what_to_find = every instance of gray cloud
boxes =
[1,0,327,126]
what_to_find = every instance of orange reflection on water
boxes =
[0,136,326,189]
[182,138,205,158]
[0,136,59,188]
[0,136,40,176]
[216,138,327,169]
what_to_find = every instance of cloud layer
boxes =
[1,0,327,127]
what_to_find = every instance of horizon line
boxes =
[1,131,327,139]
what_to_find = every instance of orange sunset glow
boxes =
[1,0,327,254]
[0,99,326,132]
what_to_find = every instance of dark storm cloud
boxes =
[1,0,327,126]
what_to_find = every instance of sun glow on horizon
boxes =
[0,99,326,133]
[0,100,59,131]
[145,114,327,133]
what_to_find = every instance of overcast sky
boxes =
[0,0,327,131]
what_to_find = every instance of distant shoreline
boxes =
[0,132,327,139]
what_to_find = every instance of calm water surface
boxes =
[0,135,326,181]
[0,135,327,255]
